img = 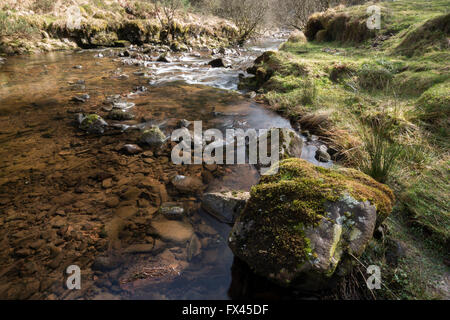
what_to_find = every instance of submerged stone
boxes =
[151,218,194,243]
[108,109,134,120]
[112,101,135,110]
[159,202,185,220]
[71,94,90,103]
[120,144,143,155]
[171,175,204,194]
[201,191,249,224]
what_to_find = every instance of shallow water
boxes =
[0,36,332,300]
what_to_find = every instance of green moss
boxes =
[140,126,166,146]
[79,114,101,131]
[84,114,100,124]
[232,158,394,281]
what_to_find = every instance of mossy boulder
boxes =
[139,126,167,148]
[108,109,134,121]
[229,158,394,289]
[78,114,108,134]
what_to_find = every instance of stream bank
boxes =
[1,6,238,55]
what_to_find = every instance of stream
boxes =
[0,34,332,300]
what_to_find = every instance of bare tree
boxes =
[272,0,331,31]
[217,0,270,45]
[152,0,189,41]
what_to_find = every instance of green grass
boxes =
[0,11,39,38]
[401,161,450,245]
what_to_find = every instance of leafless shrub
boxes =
[151,0,190,41]
[215,0,270,45]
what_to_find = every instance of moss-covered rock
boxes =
[108,109,134,121]
[229,158,394,289]
[139,126,167,148]
[78,114,108,134]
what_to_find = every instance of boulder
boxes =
[208,58,226,68]
[108,109,134,120]
[315,145,331,162]
[139,127,167,148]
[171,175,205,194]
[258,128,303,160]
[229,158,394,290]
[78,114,108,134]
[201,191,250,224]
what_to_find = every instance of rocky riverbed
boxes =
[0,34,342,299]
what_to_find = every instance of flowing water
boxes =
[0,35,332,300]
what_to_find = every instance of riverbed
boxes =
[0,35,332,300]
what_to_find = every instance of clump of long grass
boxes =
[358,117,404,183]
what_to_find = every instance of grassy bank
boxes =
[240,0,449,299]
[0,0,237,54]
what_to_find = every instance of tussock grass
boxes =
[358,117,404,183]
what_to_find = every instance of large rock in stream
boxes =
[78,114,108,134]
[229,158,394,290]
[139,126,167,148]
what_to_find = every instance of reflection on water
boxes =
[0,35,332,300]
